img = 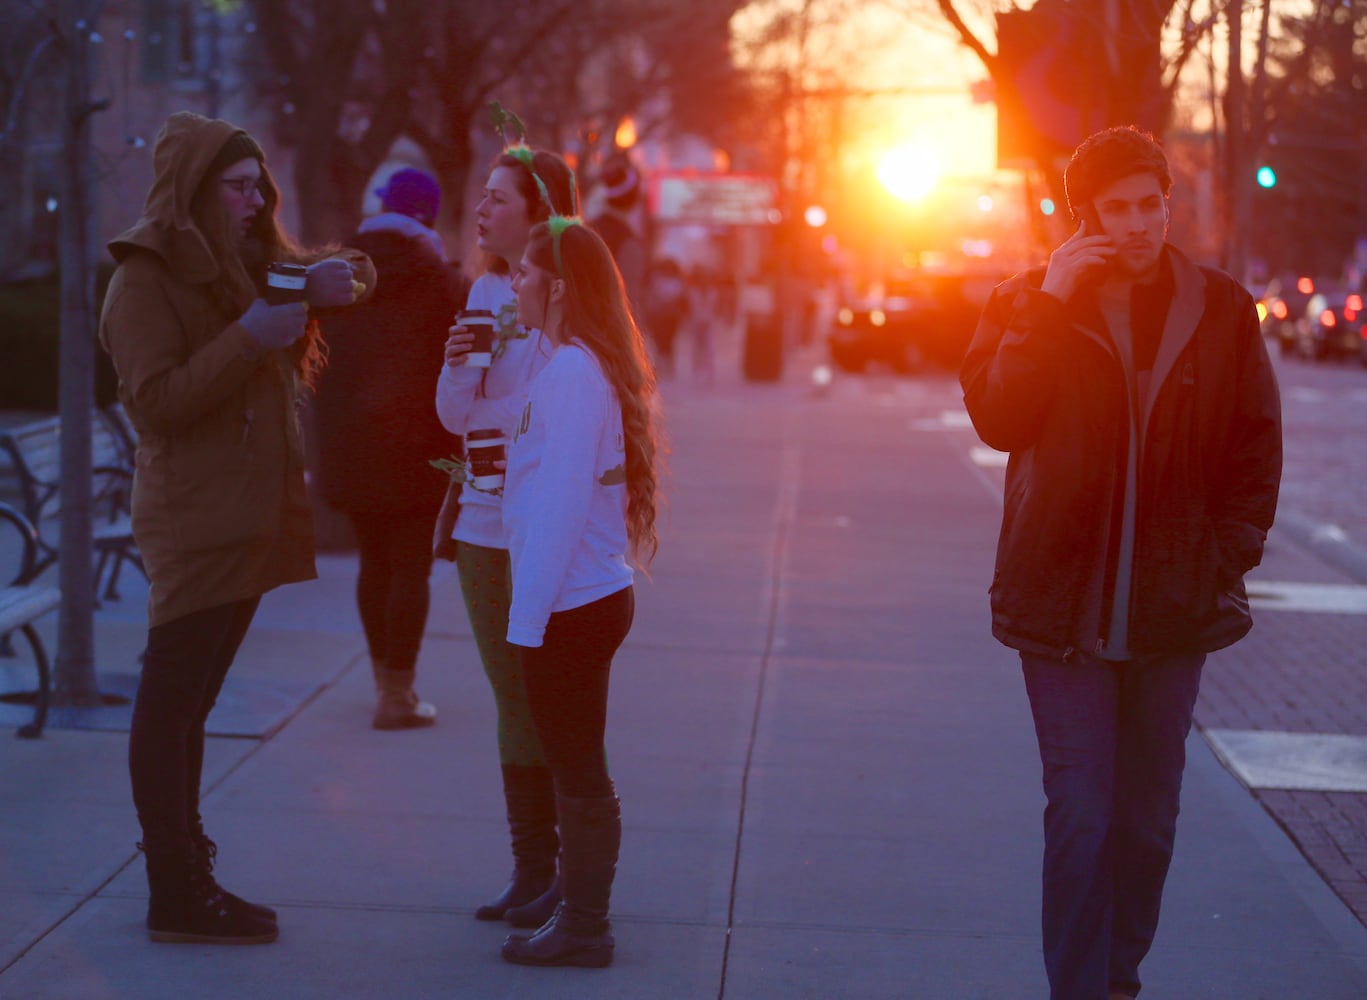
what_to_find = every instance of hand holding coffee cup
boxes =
[303,258,356,307]
[443,322,474,367]
[465,428,507,491]
[458,309,497,368]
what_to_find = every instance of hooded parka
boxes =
[99,112,374,627]
[961,246,1282,661]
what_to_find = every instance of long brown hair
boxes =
[479,149,578,276]
[526,220,661,564]
[189,159,334,387]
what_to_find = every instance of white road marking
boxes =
[1205,729,1367,792]
[970,446,1009,468]
[1246,580,1367,614]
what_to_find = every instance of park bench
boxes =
[0,501,59,738]
[0,409,145,602]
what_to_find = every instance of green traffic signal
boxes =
[1256,166,1277,189]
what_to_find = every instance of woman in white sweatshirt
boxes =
[499,217,660,969]
[434,147,577,929]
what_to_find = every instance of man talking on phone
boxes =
[960,126,1282,999]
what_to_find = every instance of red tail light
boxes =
[1272,301,1288,319]
[1348,294,1364,311]
[1320,310,1336,328]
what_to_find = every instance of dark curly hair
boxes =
[1064,126,1171,224]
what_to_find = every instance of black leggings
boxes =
[348,508,435,673]
[128,596,260,854]
[521,587,634,800]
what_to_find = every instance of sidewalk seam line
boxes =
[718,440,799,1000]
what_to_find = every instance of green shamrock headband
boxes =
[546,215,584,277]
[487,101,578,217]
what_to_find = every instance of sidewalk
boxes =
[1,363,1365,998]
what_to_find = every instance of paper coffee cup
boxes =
[465,428,506,490]
[266,263,308,305]
[460,309,497,368]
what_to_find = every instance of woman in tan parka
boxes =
[99,112,374,946]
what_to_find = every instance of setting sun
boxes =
[877,144,944,202]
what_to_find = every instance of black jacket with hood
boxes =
[960,245,1282,661]
[314,225,467,515]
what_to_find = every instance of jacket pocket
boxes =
[1138,515,1222,640]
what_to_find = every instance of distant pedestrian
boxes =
[316,167,468,729]
[588,152,647,317]
[435,144,579,930]
[499,216,660,968]
[643,256,689,375]
[960,125,1282,1000]
[99,112,374,945]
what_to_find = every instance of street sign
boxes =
[649,172,779,226]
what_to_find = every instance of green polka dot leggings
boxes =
[455,541,545,766]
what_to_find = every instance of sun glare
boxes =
[878,144,943,202]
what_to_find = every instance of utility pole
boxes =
[1225,0,1248,284]
[53,0,104,706]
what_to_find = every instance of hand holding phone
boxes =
[1040,211,1116,302]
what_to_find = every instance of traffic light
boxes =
[1256,166,1277,189]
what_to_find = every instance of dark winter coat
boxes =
[960,245,1282,660]
[99,111,376,627]
[315,227,467,516]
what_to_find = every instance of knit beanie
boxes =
[375,168,441,225]
[205,131,265,181]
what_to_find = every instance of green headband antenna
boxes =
[486,101,578,216]
[487,101,527,147]
[547,215,583,277]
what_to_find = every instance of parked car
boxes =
[828,270,1002,373]
[1258,276,1317,356]
[1299,291,1365,362]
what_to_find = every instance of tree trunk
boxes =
[54,0,100,706]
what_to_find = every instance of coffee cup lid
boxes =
[466,428,505,442]
[459,309,495,321]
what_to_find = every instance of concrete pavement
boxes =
[1,362,1366,998]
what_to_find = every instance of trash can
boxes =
[742,313,783,382]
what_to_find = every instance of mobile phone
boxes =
[1079,205,1114,277]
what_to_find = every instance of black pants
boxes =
[348,508,435,673]
[129,596,260,855]
[1021,649,1205,1000]
[521,588,634,799]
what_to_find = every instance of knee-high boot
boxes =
[502,792,619,968]
[477,764,560,921]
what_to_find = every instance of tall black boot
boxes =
[142,843,278,945]
[476,764,560,921]
[189,827,277,923]
[502,792,620,968]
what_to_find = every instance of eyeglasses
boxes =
[221,176,260,197]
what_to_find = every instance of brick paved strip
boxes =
[1248,789,1367,928]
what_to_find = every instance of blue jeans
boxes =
[1021,650,1205,1000]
